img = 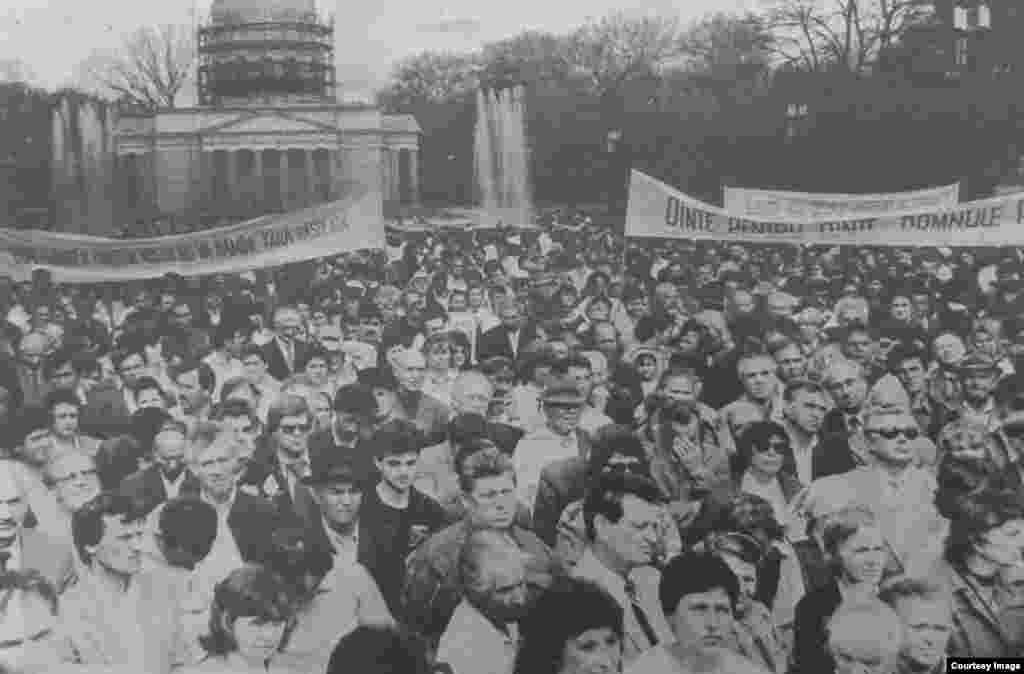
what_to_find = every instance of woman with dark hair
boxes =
[183,565,298,673]
[514,576,624,674]
[448,330,472,371]
[732,421,802,535]
[790,506,889,674]
[939,487,1024,657]
[326,625,432,674]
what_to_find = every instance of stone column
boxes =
[225,150,238,218]
[390,148,401,202]
[251,149,264,214]
[305,148,317,206]
[325,149,337,200]
[410,149,420,205]
[280,148,291,212]
[380,147,391,203]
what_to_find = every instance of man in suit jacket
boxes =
[800,409,947,575]
[0,459,75,592]
[119,419,200,516]
[476,301,539,364]
[80,349,148,439]
[180,421,282,575]
[238,394,319,528]
[261,305,309,382]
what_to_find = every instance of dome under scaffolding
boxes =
[199,0,335,105]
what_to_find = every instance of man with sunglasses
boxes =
[800,408,946,576]
[239,394,317,527]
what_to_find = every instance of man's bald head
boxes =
[452,371,494,417]
[0,460,30,544]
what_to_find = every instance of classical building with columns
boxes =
[113,0,419,232]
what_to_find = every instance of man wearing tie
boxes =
[477,301,537,364]
[261,306,307,382]
[572,472,675,666]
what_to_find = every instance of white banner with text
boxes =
[0,187,384,283]
[627,170,1024,247]
[723,182,960,220]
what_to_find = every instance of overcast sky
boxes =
[1,0,756,96]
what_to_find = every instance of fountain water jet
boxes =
[473,84,532,224]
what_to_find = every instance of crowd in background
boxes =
[0,214,1023,673]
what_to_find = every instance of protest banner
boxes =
[723,182,960,219]
[0,186,384,283]
[627,170,1024,247]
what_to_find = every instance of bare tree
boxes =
[762,0,932,74]
[0,59,37,85]
[677,13,775,88]
[566,11,686,99]
[76,24,194,109]
[378,50,479,110]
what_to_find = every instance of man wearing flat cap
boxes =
[512,376,591,517]
[287,435,394,672]
[307,383,377,463]
[957,351,1001,432]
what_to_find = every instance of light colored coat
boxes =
[55,567,188,674]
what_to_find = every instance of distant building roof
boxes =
[210,0,317,24]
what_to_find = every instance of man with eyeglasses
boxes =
[36,450,101,555]
[801,409,946,576]
[239,394,317,528]
[0,459,75,593]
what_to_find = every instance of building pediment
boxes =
[201,110,340,136]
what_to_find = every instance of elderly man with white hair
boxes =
[798,406,948,577]
[389,348,451,443]
[145,422,280,601]
[826,600,905,674]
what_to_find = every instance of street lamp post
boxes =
[952,1,992,75]
[606,129,623,214]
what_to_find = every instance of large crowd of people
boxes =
[0,215,1022,673]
